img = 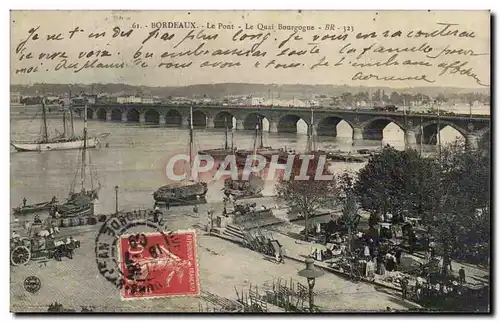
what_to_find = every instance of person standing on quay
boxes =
[459,266,466,286]
[400,276,409,300]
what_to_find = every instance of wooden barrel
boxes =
[71,217,80,227]
[79,217,86,226]
[61,218,71,227]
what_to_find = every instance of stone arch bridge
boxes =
[75,104,490,150]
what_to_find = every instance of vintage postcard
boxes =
[10,10,490,313]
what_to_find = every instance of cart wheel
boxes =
[11,246,31,266]
[98,215,107,222]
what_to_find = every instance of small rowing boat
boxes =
[13,200,58,215]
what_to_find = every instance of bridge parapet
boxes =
[75,104,489,144]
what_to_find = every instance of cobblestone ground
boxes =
[11,206,418,312]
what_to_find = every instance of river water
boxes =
[10,107,486,218]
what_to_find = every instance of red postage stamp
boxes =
[118,230,199,300]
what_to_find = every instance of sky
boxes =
[10,10,490,89]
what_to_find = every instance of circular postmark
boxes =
[94,209,172,292]
[24,276,41,293]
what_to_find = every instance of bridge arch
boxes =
[277,114,308,134]
[317,116,354,137]
[192,110,207,128]
[126,108,140,123]
[165,109,182,126]
[111,108,122,121]
[144,108,160,124]
[419,120,467,145]
[214,111,235,129]
[244,113,269,131]
[96,108,106,121]
[362,117,405,141]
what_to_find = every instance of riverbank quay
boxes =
[208,205,489,313]
[11,217,412,312]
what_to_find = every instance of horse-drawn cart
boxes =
[10,235,80,266]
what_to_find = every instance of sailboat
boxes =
[153,107,208,207]
[198,117,235,159]
[234,116,283,163]
[51,105,100,218]
[223,122,265,200]
[11,98,98,152]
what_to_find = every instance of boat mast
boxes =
[437,101,442,161]
[62,107,67,138]
[252,121,259,157]
[231,125,235,151]
[224,117,229,150]
[69,89,75,138]
[306,107,316,153]
[80,105,88,193]
[258,116,264,149]
[311,107,316,152]
[188,106,194,181]
[419,114,424,157]
[41,98,49,142]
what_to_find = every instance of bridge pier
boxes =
[352,126,363,145]
[466,133,479,150]
[352,126,363,140]
[159,113,166,126]
[206,116,215,128]
[106,110,112,121]
[139,112,146,125]
[269,120,278,133]
[236,119,244,131]
[121,111,127,122]
[405,129,417,150]
[181,116,189,127]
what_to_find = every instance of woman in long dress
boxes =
[379,257,387,277]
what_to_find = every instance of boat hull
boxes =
[13,201,57,215]
[56,203,94,218]
[153,182,209,206]
[11,138,98,152]
[198,149,234,159]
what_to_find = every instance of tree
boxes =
[389,91,401,105]
[355,146,441,223]
[430,140,490,273]
[337,172,361,253]
[275,156,337,241]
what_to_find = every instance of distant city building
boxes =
[10,92,21,104]
[117,96,142,104]
[83,94,97,104]
[245,97,264,106]
[142,97,154,104]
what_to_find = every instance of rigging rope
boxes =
[69,149,82,195]
[88,149,100,190]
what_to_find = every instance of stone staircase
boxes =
[222,224,247,243]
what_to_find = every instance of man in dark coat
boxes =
[400,276,410,300]
[459,266,466,285]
